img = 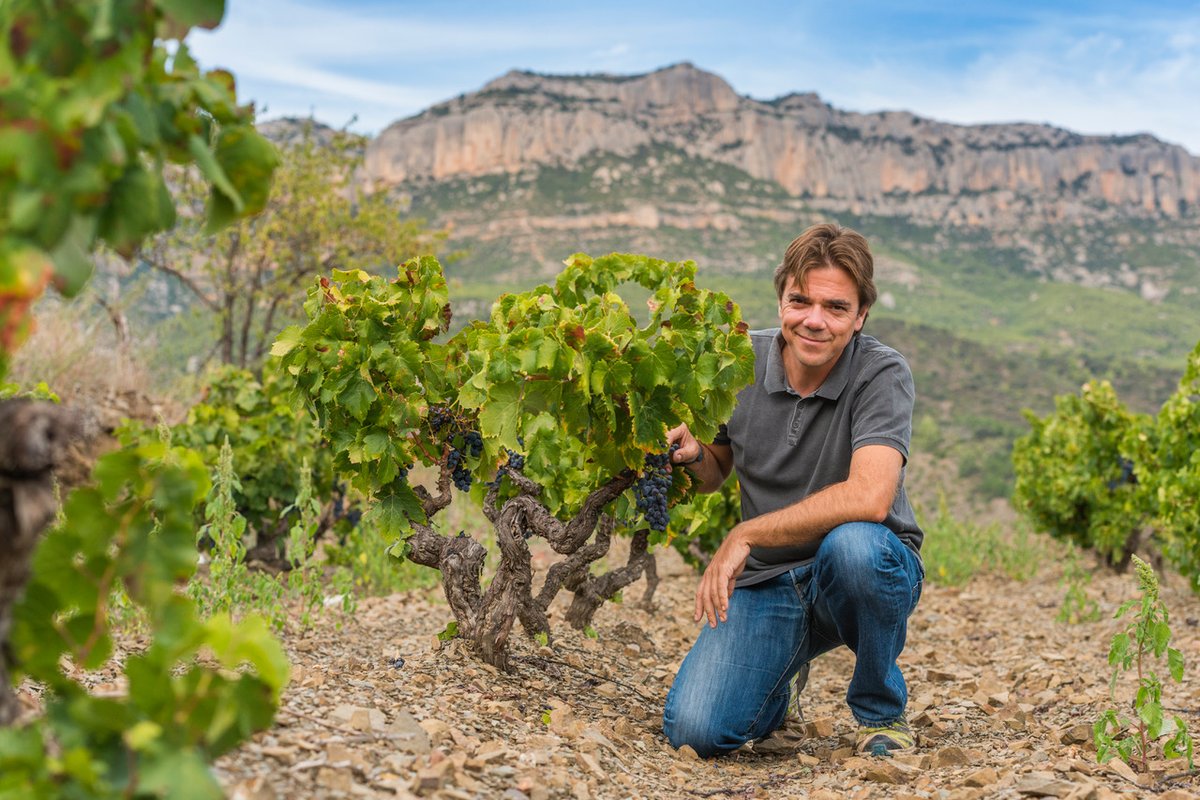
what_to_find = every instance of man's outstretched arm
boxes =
[694,444,904,628]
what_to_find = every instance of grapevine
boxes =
[276,252,755,667]
[1014,339,1200,591]
[0,0,279,379]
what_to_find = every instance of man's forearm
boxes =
[733,445,901,549]
[733,482,871,550]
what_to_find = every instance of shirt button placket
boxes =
[787,400,804,446]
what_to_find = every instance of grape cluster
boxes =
[486,447,527,489]
[426,404,483,493]
[635,444,678,532]
[428,405,454,432]
[332,481,347,518]
[447,446,473,492]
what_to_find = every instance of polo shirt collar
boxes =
[765,330,859,399]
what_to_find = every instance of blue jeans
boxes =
[662,522,924,757]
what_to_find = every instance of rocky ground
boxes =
[209,546,1200,800]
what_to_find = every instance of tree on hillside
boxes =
[140,123,445,369]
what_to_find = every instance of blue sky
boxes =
[189,1,1200,154]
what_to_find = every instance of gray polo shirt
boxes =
[714,329,923,587]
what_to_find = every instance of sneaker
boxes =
[785,662,810,724]
[856,718,915,757]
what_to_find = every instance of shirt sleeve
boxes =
[850,352,915,462]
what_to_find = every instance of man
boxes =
[662,223,924,758]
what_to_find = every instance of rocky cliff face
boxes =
[364,63,1199,224]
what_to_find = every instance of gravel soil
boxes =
[209,546,1200,800]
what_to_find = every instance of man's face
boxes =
[777,266,867,390]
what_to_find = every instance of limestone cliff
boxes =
[364,63,1199,223]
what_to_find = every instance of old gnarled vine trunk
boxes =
[0,400,84,725]
[403,463,660,670]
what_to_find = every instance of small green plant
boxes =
[190,444,359,630]
[189,438,284,626]
[1057,548,1101,624]
[0,380,59,402]
[436,620,460,643]
[1094,555,1194,771]
[284,460,338,627]
[191,439,261,611]
[122,364,340,564]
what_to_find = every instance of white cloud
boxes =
[807,11,1200,153]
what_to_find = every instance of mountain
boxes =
[367,62,1199,224]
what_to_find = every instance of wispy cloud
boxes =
[823,10,1200,149]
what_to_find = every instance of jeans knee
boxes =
[821,521,883,567]
[662,707,726,758]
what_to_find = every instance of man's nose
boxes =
[804,305,825,328]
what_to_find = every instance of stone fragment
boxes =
[803,717,836,737]
[933,746,973,767]
[317,768,353,793]
[829,746,855,763]
[1058,723,1092,745]
[228,777,276,800]
[576,751,605,780]
[330,703,386,731]
[383,752,416,772]
[387,711,432,755]
[1103,758,1139,784]
[418,718,452,747]
[863,762,906,784]
[1013,771,1075,797]
[964,767,998,787]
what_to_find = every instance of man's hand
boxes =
[666,423,703,467]
[694,527,751,627]
[667,423,733,493]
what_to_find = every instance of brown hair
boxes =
[773,223,877,311]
